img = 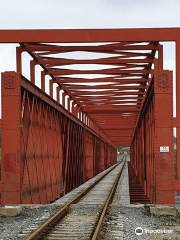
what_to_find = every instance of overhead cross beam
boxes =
[0,28,180,42]
[27,38,152,147]
[1,28,174,146]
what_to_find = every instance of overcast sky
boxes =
[0,0,179,119]
[0,0,180,29]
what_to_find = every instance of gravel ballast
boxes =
[99,205,180,240]
[1,204,180,240]
[1,162,180,240]
[0,205,60,240]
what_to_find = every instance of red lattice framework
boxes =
[17,41,157,146]
[0,72,116,204]
[0,28,180,204]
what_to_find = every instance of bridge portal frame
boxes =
[0,28,180,204]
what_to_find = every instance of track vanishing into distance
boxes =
[22,161,125,240]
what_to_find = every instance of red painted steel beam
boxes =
[55,78,148,84]
[48,69,152,75]
[98,126,136,130]
[38,50,150,57]
[37,58,154,65]
[64,85,146,90]
[84,110,140,114]
[22,44,158,51]
[82,101,142,106]
[81,100,142,104]
[77,96,144,101]
[0,28,180,42]
[71,91,145,96]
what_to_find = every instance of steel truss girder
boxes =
[0,72,116,205]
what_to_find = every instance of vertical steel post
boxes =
[41,71,46,92]
[61,92,65,108]
[49,80,53,98]
[30,60,36,84]
[1,72,21,204]
[16,47,22,73]
[67,97,71,112]
[56,87,61,103]
[154,70,174,204]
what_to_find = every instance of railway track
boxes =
[24,161,125,240]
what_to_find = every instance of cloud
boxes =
[0,0,180,29]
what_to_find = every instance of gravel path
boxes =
[0,205,60,240]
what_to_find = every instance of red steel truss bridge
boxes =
[0,28,180,205]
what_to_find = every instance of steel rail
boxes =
[91,161,126,240]
[25,161,123,240]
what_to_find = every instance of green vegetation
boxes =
[117,146,130,155]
